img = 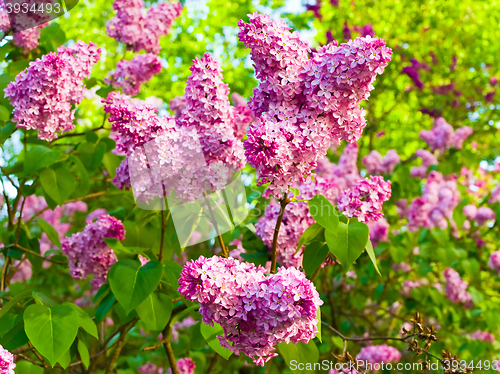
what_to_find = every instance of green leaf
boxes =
[316,307,322,343]
[308,194,339,233]
[108,259,163,314]
[0,105,10,121]
[278,340,319,373]
[36,218,62,250]
[68,155,90,197]
[0,313,17,338]
[189,322,205,351]
[240,252,269,267]
[95,293,116,324]
[325,222,369,272]
[64,303,98,339]
[24,146,61,174]
[0,289,32,319]
[78,339,90,369]
[297,223,325,252]
[0,316,28,350]
[135,292,172,332]
[96,85,114,98]
[58,348,72,369]
[102,152,121,178]
[200,322,232,360]
[365,239,382,276]
[11,360,44,374]
[0,122,14,144]
[290,187,300,197]
[40,167,76,206]
[23,304,79,367]
[302,242,329,278]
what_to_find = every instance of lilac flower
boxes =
[356,344,401,364]
[419,117,473,153]
[178,255,322,366]
[443,268,473,308]
[362,149,400,175]
[4,41,101,141]
[470,330,495,343]
[410,149,438,178]
[0,345,15,374]
[367,218,389,246]
[238,12,391,198]
[337,176,392,222]
[62,215,126,289]
[475,206,496,226]
[107,0,182,54]
[489,185,500,204]
[105,53,162,95]
[488,252,500,276]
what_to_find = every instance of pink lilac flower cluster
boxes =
[393,262,411,273]
[256,177,341,268]
[362,150,400,175]
[228,239,246,262]
[463,204,496,226]
[178,255,322,366]
[106,0,182,54]
[443,268,473,308]
[488,252,500,276]
[171,316,197,343]
[407,171,460,231]
[178,53,245,168]
[337,176,392,223]
[315,143,361,190]
[0,344,15,374]
[170,95,187,118]
[231,93,254,140]
[105,53,162,95]
[61,215,125,289]
[366,218,389,247]
[410,149,438,178]
[419,117,473,153]
[170,358,196,374]
[239,12,391,198]
[138,363,163,374]
[489,185,500,204]
[402,58,429,89]
[470,330,495,343]
[400,280,423,296]
[356,344,401,364]
[4,41,101,141]
[0,0,49,50]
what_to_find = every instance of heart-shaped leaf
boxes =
[297,223,325,252]
[40,167,76,206]
[200,322,233,360]
[302,242,329,278]
[365,239,382,276]
[108,259,163,314]
[135,292,172,332]
[308,194,339,233]
[36,218,62,250]
[24,146,61,174]
[325,222,369,272]
[278,340,319,373]
[23,304,79,367]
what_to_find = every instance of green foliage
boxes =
[325,222,369,272]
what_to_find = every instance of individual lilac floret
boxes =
[470,330,495,343]
[419,117,473,153]
[0,344,15,374]
[106,0,182,54]
[410,149,438,178]
[356,344,401,365]
[62,215,126,289]
[4,41,101,141]
[178,255,322,366]
[105,53,162,95]
[362,149,400,175]
[488,252,500,276]
[443,268,473,308]
[337,176,392,222]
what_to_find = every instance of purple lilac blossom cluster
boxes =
[4,41,101,141]
[61,214,125,289]
[106,0,182,54]
[470,330,495,343]
[488,252,500,276]
[443,268,473,308]
[419,117,473,153]
[463,204,496,226]
[178,255,322,366]
[239,12,391,198]
[407,171,460,232]
[366,218,389,247]
[0,344,15,373]
[410,149,438,178]
[356,344,401,364]
[362,149,400,175]
[105,53,162,95]
[401,58,429,89]
[138,358,195,374]
[337,176,392,223]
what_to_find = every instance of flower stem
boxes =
[270,193,289,274]
[158,210,171,262]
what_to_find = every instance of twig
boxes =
[205,354,219,374]
[203,191,227,258]
[28,342,47,368]
[4,244,67,265]
[158,210,170,262]
[270,193,289,273]
[1,256,10,292]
